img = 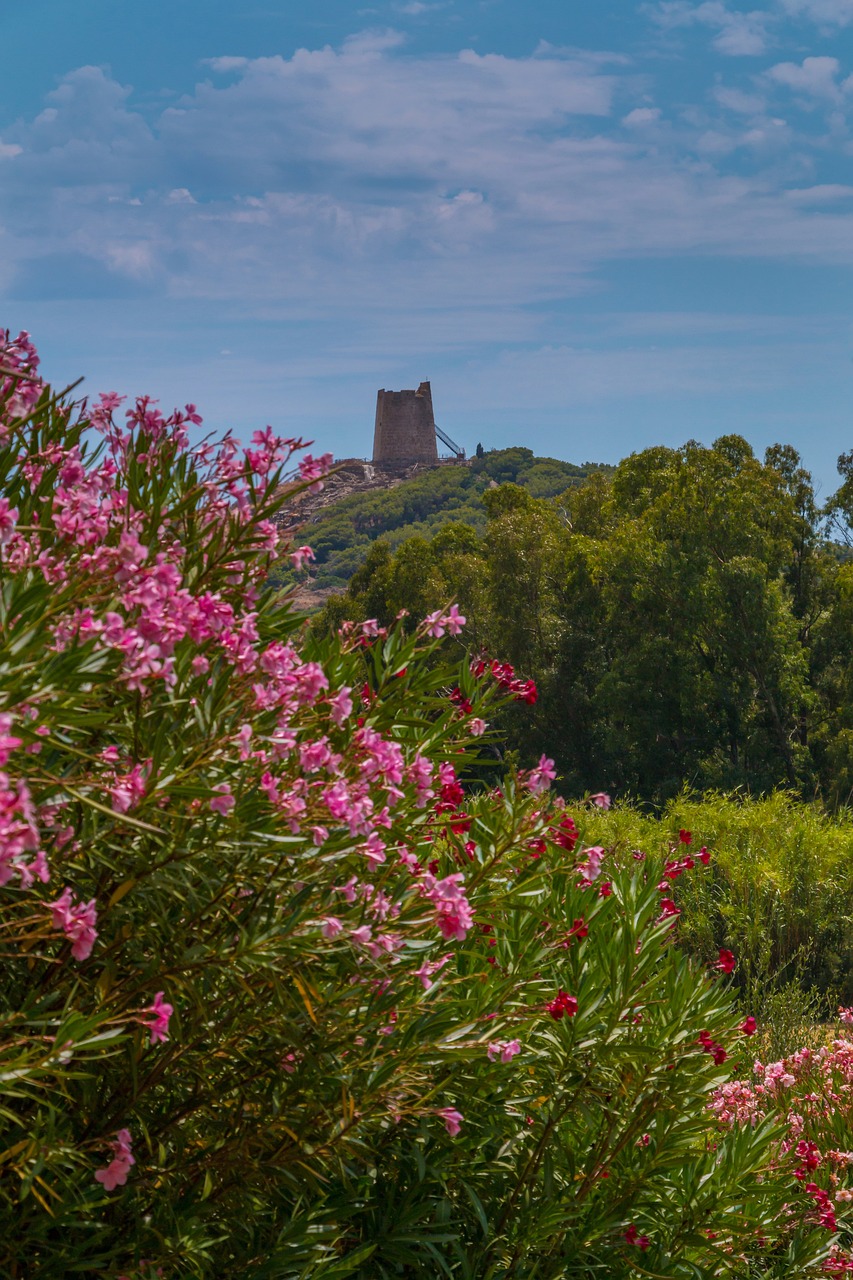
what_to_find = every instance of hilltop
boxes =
[282,447,611,595]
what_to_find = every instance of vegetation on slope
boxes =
[288,447,610,589]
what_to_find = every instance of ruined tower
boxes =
[372,381,439,467]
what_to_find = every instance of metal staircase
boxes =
[435,423,465,459]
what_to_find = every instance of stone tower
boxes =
[372,381,439,466]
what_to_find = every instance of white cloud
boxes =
[712,85,767,113]
[0,142,22,159]
[623,106,662,124]
[778,0,853,26]
[648,2,770,54]
[204,56,249,73]
[766,55,847,99]
[2,31,853,333]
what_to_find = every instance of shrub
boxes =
[579,793,853,1010]
[0,332,833,1277]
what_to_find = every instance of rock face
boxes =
[372,381,439,466]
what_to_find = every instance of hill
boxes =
[283,446,611,593]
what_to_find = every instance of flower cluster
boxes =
[94,1129,134,1192]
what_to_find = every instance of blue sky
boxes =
[2,1,853,495]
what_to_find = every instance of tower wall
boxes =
[372,381,439,465]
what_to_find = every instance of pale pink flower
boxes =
[209,783,235,816]
[322,916,343,939]
[414,954,453,989]
[436,1107,463,1136]
[350,925,372,945]
[334,876,358,902]
[578,846,604,885]
[487,1039,522,1063]
[329,686,353,728]
[235,723,253,760]
[421,872,473,942]
[94,1128,134,1192]
[0,497,18,546]
[0,714,22,764]
[289,545,315,571]
[468,718,487,737]
[527,754,556,795]
[47,887,98,960]
[142,992,173,1045]
[589,792,611,809]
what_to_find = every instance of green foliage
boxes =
[579,793,853,1012]
[289,450,608,590]
[320,435,853,806]
[0,346,830,1279]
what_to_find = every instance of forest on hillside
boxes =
[314,436,853,807]
[289,447,609,588]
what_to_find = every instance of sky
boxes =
[1,1,853,496]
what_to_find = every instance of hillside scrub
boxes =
[280,448,608,591]
[1,330,848,1277]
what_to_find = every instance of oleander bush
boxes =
[0,330,843,1278]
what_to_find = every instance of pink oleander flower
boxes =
[577,846,604,885]
[322,916,343,939]
[0,497,19,547]
[94,1128,134,1192]
[589,791,611,809]
[108,762,149,813]
[424,605,466,639]
[527,754,556,796]
[298,452,333,485]
[436,1107,463,1136]
[142,992,173,1045]
[467,717,486,737]
[421,871,474,942]
[209,783,235,816]
[0,713,22,765]
[47,887,98,960]
[414,953,452,989]
[487,1039,522,1063]
[329,685,353,728]
[839,1007,853,1026]
[289,545,315,571]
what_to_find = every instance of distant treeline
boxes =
[291,447,608,588]
[312,436,853,807]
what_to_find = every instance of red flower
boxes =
[624,1225,650,1250]
[546,989,578,1020]
[697,846,710,865]
[598,881,612,898]
[658,898,680,919]
[678,829,692,845]
[740,1016,757,1036]
[717,948,736,975]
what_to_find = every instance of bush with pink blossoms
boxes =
[0,331,832,1279]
